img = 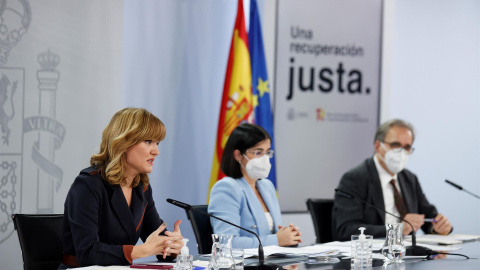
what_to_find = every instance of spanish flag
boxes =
[208,0,252,199]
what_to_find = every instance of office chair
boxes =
[12,213,64,270]
[184,205,213,254]
[306,199,334,243]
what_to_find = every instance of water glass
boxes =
[382,223,406,263]
[231,249,244,270]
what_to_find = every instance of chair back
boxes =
[185,205,213,254]
[306,199,334,243]
[12,213,64,270]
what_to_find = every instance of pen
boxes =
[424,218,436,223]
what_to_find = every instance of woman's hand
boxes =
[132,220,184,260]
[162,220,184,258]
[132,223,168,260]
[277,223,302,246]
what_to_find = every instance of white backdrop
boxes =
[0,0,123,269]
[381,0,480,235]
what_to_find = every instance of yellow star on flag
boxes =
[253,94,259,108]
[257,78,269,97]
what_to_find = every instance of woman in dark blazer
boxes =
[59,108,184,268]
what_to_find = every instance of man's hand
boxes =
[432,214,452,235]
[402,214,424,235]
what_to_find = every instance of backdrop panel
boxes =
[275,0,382,211]
[0,1,123,268]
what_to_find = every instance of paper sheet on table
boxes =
[404,240,463,251]
[69,262,176,269]
[447,234,480,242]
[413,234,480,245]
[410,234,462,245]
[243,245,340,258]
[321,240,385,252]
[193,260,210,267]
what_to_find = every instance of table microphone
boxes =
[166,198,282,270]
[445,179,480,200]
[334,189,434,256]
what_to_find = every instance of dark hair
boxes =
[221,123,271,179]
[374,119,415,144]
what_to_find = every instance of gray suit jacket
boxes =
[332,158,438,241]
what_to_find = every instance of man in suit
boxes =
[332,119,452,241]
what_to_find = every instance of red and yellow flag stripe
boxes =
[208,0,252,200]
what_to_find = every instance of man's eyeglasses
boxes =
[382,141,415,154]
[246,149,274,158]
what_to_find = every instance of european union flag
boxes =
[249,0,277,189]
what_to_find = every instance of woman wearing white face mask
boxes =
[208,123,302,249]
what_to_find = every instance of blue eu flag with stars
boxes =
[249,0,277,189]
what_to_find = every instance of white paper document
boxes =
[412,235,461,245]
[403,240,463,252]
[416,234,480,244]
[243,245,339,258]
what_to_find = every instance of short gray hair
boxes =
[374,119,415,143]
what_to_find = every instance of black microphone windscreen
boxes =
[445,179,463,190]
[166,198,192,210]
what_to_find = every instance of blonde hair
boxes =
[90,108,166,187]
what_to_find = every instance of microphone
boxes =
[445,179,480,199]
[334,189,433,256]
[166,198,280,270]
[166,198,192,210]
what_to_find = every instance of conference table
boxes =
[247,240,479,270]
[71,241,479,269]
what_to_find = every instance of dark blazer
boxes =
[61,166,169,267]
[332,158,438,241]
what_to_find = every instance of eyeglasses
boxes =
[246,149,274,158]
[382,141,415,154]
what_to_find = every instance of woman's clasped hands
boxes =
[277,223,302,246]
[132,220,184,260]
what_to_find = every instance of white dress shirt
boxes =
[265,212,274,233]
[374,154,403,225]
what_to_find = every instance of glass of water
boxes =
[231,248,244,270]
[382,223,406,263]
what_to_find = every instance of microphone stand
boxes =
[335,189,433,256]
[166,199,282,270]
[445,179,480,199]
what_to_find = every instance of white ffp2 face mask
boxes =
[242,154,271,180]
[379,143,409,174]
